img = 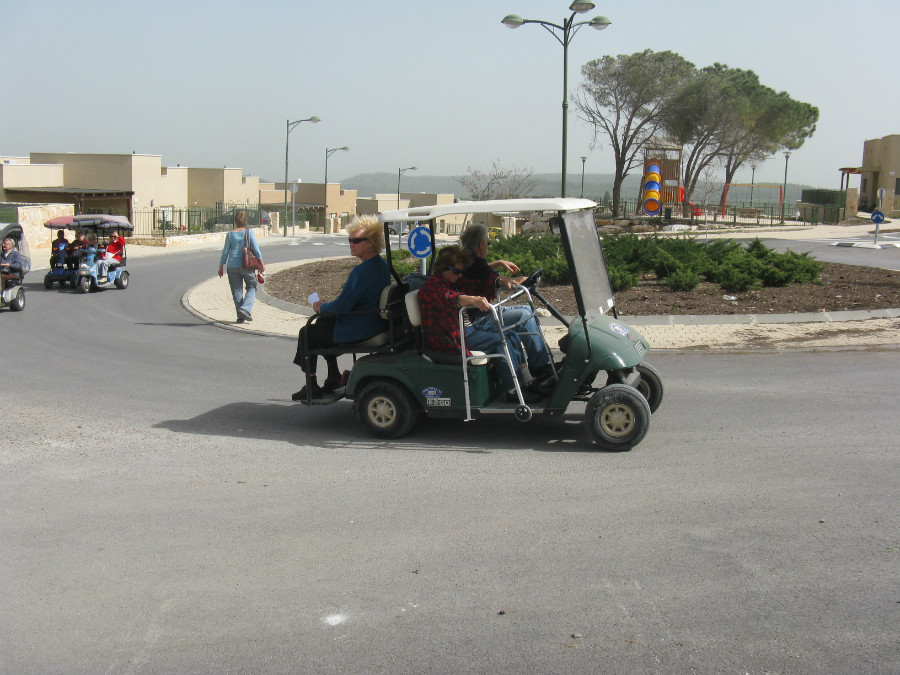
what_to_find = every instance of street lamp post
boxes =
[283,116,320,236]
[502,2,610,198]
[397,166,417,209]
[580,156,587,198]
[750,161,758,208]
[780,150,792,224]
[324,146,349,234]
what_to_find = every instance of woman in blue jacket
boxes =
[292,215,390,399]
[218,211,265,322]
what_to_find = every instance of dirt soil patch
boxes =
[267,258,900,317]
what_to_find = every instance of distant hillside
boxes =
[340,172,811,206]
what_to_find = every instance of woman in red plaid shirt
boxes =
[417,246,541,403]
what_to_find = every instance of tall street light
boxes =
[502,2,610,198]
[780,150,792,224]
[750,161,759,208]
[283,116,320,236]
[397,166,417,209]
[324,146,349,233]
[580,155,587,198]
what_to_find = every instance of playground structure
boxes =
[640,146,682,217]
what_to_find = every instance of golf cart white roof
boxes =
[378,198,596,223]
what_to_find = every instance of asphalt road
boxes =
[2,238,898,673]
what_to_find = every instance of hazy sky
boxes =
[4,0,896,191]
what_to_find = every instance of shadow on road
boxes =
[154,399,607,453]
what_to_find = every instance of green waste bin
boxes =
[664,207,672,221]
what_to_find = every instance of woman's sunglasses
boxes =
[348,237,367,244]
[447,265,462,275]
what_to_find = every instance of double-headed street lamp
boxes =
[397,166,417,209]
[502,2,610,198]
[283,116,320,236]
[324,146,349,233]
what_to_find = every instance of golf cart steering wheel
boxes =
[522,267,543,289]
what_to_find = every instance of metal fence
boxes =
[591,199,800,226]
[130,203,267,237]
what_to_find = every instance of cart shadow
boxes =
[153,399,602,452]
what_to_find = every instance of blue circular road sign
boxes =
[871,210,885,224]
[407,226,432,259]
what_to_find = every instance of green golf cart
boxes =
[298,198,662,451]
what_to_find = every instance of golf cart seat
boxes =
[404,290,488,366]
[307,282,412,359]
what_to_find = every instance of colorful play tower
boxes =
[640,146,682,217]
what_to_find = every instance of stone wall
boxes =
[131,226,270,247]
[1,203,74,249]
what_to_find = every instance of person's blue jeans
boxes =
[227,267,257,317]
[472,305,550,371]
[464,322,526,392]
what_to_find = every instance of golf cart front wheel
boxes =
[635,362,664,413]
[10,287,25,311]
[78,276,92,294]
[43,275,53,289]
[115,271,130,289]
[585,384,651,451]
[356,380,418,439]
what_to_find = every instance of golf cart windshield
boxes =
[559,209,614,320]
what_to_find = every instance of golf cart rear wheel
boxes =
[10,288,25,311]
[585,384,651,451]
[356,380,418,439]
[78,276,92,294]
[635,362,664,413]
[115,271,130,289]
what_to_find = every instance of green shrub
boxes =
[665,268,701,292]
[609,266,638,292]
[714,264,757,293]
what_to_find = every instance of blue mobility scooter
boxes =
[0,222,30,312]
[43,235,76,288]
[44,215,133,293]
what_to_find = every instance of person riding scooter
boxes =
[97,230,125,279]
[1,237,25,288]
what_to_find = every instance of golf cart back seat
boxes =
[404,290,488,366]
[308,282,412,359]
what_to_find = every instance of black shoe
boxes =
[322,374,342,392]
[531,363,555,381]
[506,389,542,404]
[527,379,554,397]
[238,309,252,321]
[236,316,245,324]
[292,382,323,400]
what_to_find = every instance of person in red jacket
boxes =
[98,230,125,279]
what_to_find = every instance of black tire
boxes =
[43,275,53,289]
[356,380,418,439]
[78,276,92,294]
[635,362,664,413]
[585,384,651,451]
[10,288,25,311]
[115,271,130,289]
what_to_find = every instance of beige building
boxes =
[2,151,465,239]
[1,153,262,230]
[858,134,899,214]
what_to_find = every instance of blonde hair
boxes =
[235,210,247,228]
[347,214,384,254]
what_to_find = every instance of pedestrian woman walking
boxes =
[218,210,265,323]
